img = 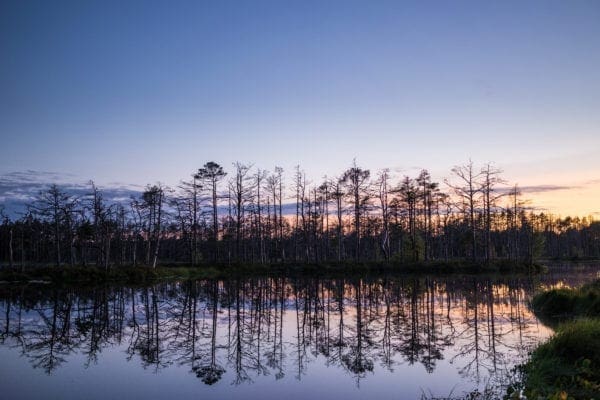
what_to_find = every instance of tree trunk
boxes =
[152,190,163,269]
[9,228,14,269]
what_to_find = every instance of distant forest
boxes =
[0,160,599,268]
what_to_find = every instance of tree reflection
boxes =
[0,274,548,387]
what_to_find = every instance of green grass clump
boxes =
[531,279,600,323]
[508,280,600,399]
[512,318,600,400]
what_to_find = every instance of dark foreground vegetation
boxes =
[508,279,600,399]
[1,160,598,274]
[0,259,543,285]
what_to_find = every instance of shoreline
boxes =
[0,260,543,285]
[507,279,600,399]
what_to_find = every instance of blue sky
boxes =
[1,1,599,214]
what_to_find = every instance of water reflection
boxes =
[0,274,571,398]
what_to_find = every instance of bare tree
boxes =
[447,160,482,261]
[318,178,331,260]
[229,163,252,262]
[30,184,73,267]
[397,176,419,261]
[1,159,591,267]
[375,169,391,261]
[293,166,307,261]
[507,184,523,262]
[340,161,370,262]
[196,162,227,261]
[141,184,166,268]
[330,179,345,262]
[180,173,203,265]
[253,168,268,264]
[0,208,13,268]
[417,170,438,261]
[480,163,505,264]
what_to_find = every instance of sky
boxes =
[1,0,599,216]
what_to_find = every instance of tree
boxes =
[196,162,227,261]
[266,166,285,261]
[341,161,370,262]
[0,208,13,268]
[397,176,419,261]
[141,184,166,268]
[229,163,252,261]
[2,158,596,267]
[330,178,345,262]
[30,184,73,267]
[266,171,281,260]
[318,178,331,260]
[506,184,524,262]
[417,170,438,261]
[253,168,267,264]
[375,169,391,261]
[180,172,203,265]
[480,163,505,264]
[85,181,116,270]
[447,160,481,261]
[293,166,307,261]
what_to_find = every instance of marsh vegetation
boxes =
[508,279,600,399]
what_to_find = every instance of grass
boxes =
[0,259,542,285]
[507,279,600,399]
[508,319,600,400]
[530,279,600,325]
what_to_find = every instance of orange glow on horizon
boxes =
[514,180,600,219]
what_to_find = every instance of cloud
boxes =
[519,184,580,194]
[0,170,143,218]
[497,184,579,195]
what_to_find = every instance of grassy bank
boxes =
[508,279,600,399]
[531,279,600,324]
[0,259,543,285]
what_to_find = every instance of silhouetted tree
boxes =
[447,160,481,261]
[341,161,370,262]
[196,162,227,261]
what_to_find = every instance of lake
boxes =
[0,265,598,400]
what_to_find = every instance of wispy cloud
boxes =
[0,170,143,217]
[518,184,580,194]
[495,184,579,195]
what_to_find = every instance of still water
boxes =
[0,266,597,400]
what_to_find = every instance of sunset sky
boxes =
[1,1,599,216]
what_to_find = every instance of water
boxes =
[0,266,598,400]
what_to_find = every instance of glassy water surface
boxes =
[0,266,598,400]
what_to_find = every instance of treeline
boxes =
[0,160,599,269]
